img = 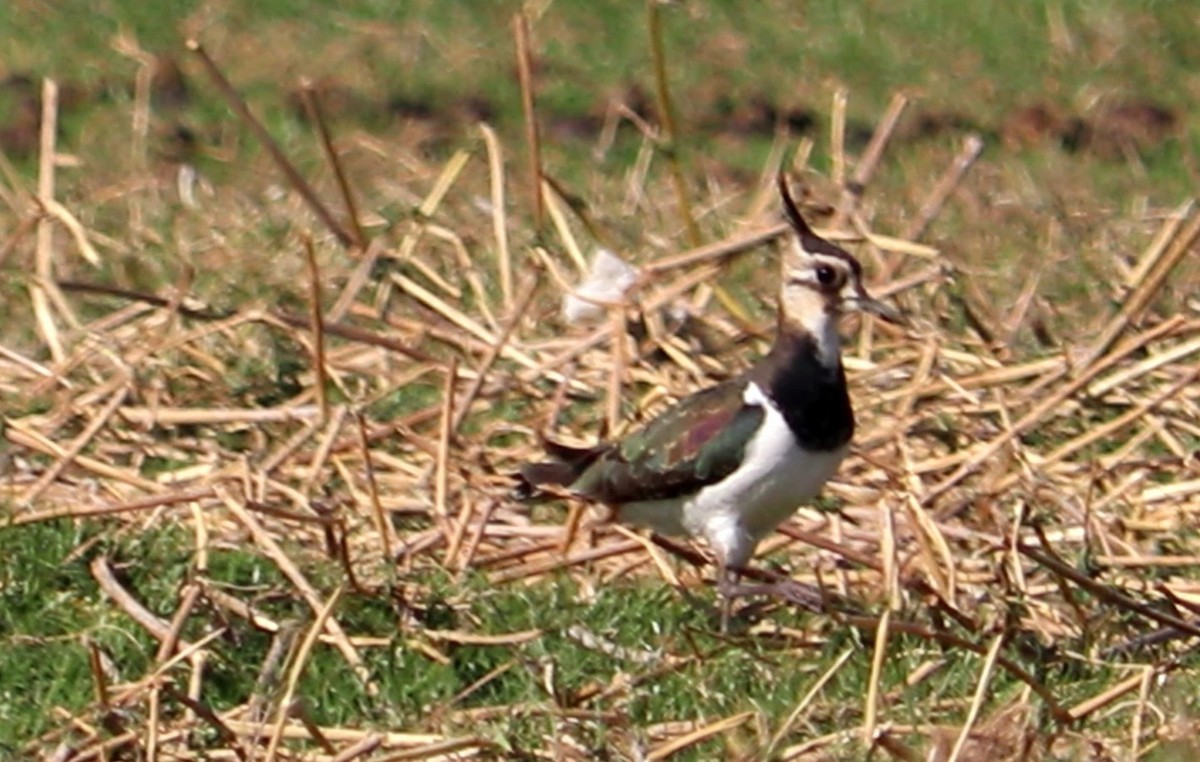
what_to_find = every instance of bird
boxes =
[516,173,902,629]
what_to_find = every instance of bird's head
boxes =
[776,174,903,339]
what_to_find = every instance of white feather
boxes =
[562,248,640,325]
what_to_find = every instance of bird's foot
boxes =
[760,579,827,613]
[719,575,829,618]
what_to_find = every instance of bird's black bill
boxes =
[854,294,906,326]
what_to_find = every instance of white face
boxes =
[781,244,899,325]
[781,252,858,319]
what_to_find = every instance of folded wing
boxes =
[570,379,765,504]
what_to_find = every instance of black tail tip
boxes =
[510,474,538,502]
[510,461,579,502]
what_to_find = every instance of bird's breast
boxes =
[684,398,848,541]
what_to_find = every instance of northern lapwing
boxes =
[517,173,902,629]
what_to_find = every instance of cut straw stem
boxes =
[1082,209,1200,366]
[302,233,330,424]
[187,40,356,248]
[646,0,701,247]
[512,12,544,230]
[479,123,514,311]
[298,79,367,249]
[33,78,64,362]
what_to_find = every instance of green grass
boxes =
[0,518,1057,757]
[3,0,1200,757]
[6,516,1199,757]
[5,2,1196,166]
[0,522,103,748]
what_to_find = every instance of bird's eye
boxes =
[815,264,838,286]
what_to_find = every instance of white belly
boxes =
[619,383,849,568]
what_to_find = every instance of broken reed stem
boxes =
[451,275,539,433]
[356,412,395,564]
[646,0,700,247]
[434,358,458,523]
[146,582,204,756]
[543,172,611,248]
[299,79,367,249]
[276,306,440,363]
[479,123,514,311]
[863,607,890,748]
[444,494,480,570]
[265,586,343,762]
[186,40,356,248]
[155,583,203,663]
[830,88,848,190]
[33,77,64,363]
[644,222,789,274]
[19,380,129,507]
[330,736,384,762]
[1082,208,1200,366]
[217,487,377,695]
[57,277,228,320]
[146,686,161,760]
[762,648,856,759]
[125,44,152,228]
[558,502,585,556]
[392,273,540,369]
[302,233,330,424]
[9,487,217,527]
[921,315,1188,508]
[512,12,544,230]
[646,712,753,761]
[881,497,899,609]
[1130,665,1154,757]
[832,91,909,229]
[488,539,644,584]
[606,307,627,435]
[1018,543,1200,640]
[0,213,38,268]
[58,276,441,363]
[294,705,338,755]
[301,405,347,496]
[121,405,319,426]
[944,633,1005,762]
[417,148,472,219]
[86,639,111,716]
[903,133,985,242]
[329,237,384,322]
[91,556,185,646]
[1067,660,1179,722]
[1124,198,1194,289]
[543,178,589,274]
[841,614,1066,721]
[40,195,102,269]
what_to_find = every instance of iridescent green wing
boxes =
[571,379,764,503]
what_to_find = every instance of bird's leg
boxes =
[716,556,742,634]
[714,533,758,632]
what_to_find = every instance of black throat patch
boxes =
[752,329,854,451]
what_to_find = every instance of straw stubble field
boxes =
[3,4,1200,761]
